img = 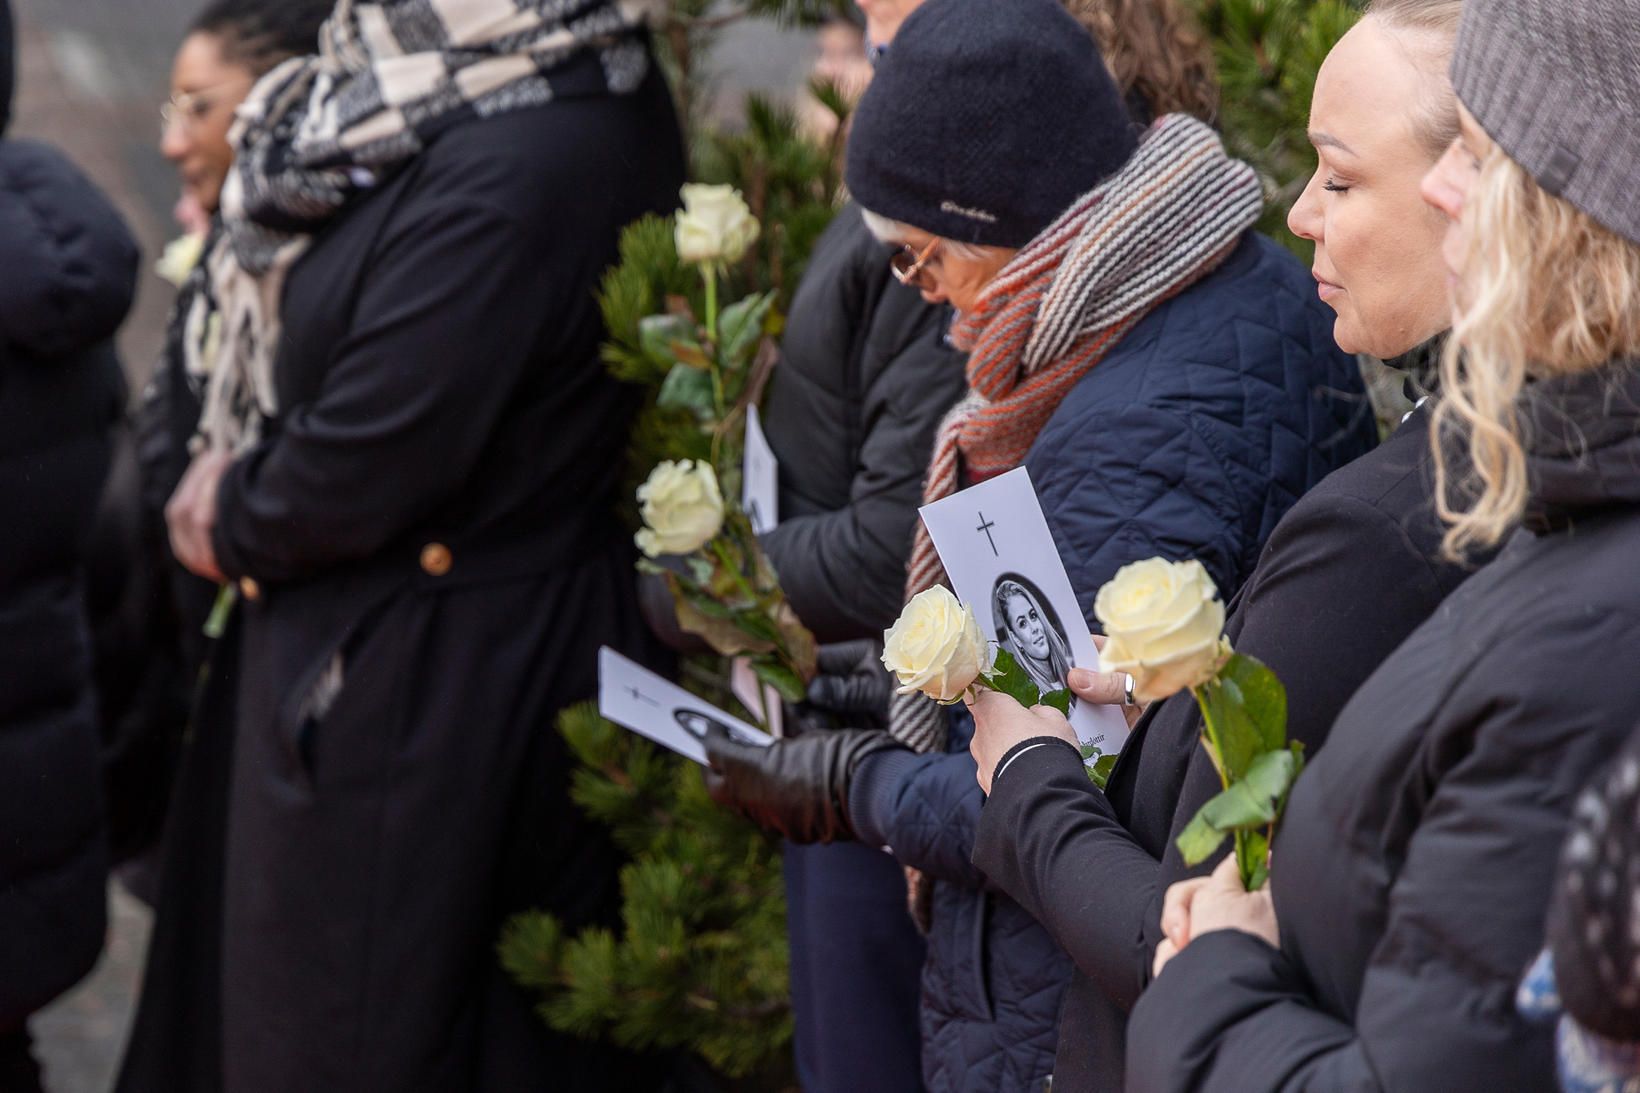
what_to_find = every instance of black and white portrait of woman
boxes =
[674,708,766,747]
[991,573,1077,703]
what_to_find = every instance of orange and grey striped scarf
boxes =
[890,114,1263,755]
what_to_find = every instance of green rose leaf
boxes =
[680,584,735,620]
[735,609,782,645]
[717,291,775,371]
[1221,653,1288,754]
[775,601,819,683]
[1174,747,1300,867]
[1196,653,1288,781]
[1040,688,1072,715]
[639,314,703,369]
[656,363,717,419]
[672,589,775,658]
[988,648,1043,708]
[1084,750,1118,790]
[752,658,807,704]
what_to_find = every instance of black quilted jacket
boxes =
[760,204,968,642]
[849,231,1373,1093]
[0,131,136,1021]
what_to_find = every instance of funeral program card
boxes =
[919,467,1131,765]
[733,405,785,735]
[599,648,773,766]
[742,404,779,537]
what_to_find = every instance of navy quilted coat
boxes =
[848,232,1375,1093]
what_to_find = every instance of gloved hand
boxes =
[802,638,895,729]
[702,723,903,844]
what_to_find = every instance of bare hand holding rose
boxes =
[166,447,233,583]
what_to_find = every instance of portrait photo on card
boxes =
[672,707,768,747]
[991,572,1077,714]
[919,467,1129,761]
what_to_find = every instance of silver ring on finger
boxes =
[1122,673,1137,707]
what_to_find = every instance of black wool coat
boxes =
[972,401,1481,1092]
[189,62,682,1092]
[1127,363,1640,1091]
[760,204,968,641]
[0,136,136,1023]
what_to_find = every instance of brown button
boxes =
[420,543,453,577]
[239,576,261,603]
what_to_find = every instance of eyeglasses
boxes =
[889,238,941,289]
[160,80,250,138]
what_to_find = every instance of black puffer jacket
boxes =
[0,129,138,1020]
[1128,362,1640,1091]
[760,204,967,641]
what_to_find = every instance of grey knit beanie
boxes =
[1451,0,1640,246]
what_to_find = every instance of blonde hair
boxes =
[1060,0,1218,124]
[1364,0,1464,158]
[1433,144,1640,559]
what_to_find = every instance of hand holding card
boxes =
[916,467,1130,773]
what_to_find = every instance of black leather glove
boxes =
[801,638,894,729]
[702,723,902,844]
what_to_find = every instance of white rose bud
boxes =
[1094,558,1228,703]
[155,232,206,287]
[881,586,995,704]
[674,184,761,267]
[634,459,726,558]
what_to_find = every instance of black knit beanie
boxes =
[844,0,1138,249]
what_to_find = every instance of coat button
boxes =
[420,543,453,577]
[239,577,261,603]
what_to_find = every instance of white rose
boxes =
[674,184,761,267]
[634,459,726,557]
[881,586,994,704]
[1094,558,1228,703]
[155,232,206,287]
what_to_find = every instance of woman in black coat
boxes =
[1125,3,1640,1087]
[153,3,685,1089]
[0,0,138,1080]
[89,0,335,875]
[964,5,1471,1089]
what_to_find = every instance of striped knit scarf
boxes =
[191,0,657,454]
[888,114,1263,754]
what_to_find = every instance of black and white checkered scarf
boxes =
[191,0,658,453]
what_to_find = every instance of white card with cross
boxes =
[599,647,773,766]
[919,467,1130,765]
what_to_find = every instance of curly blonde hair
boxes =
[1433,142,1640,559]
[1060,0,1219,123]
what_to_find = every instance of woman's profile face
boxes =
[161,32,257,217]
[893,225,1016,314]
[1286,16,1453,358]
[1005,592,1050,660]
